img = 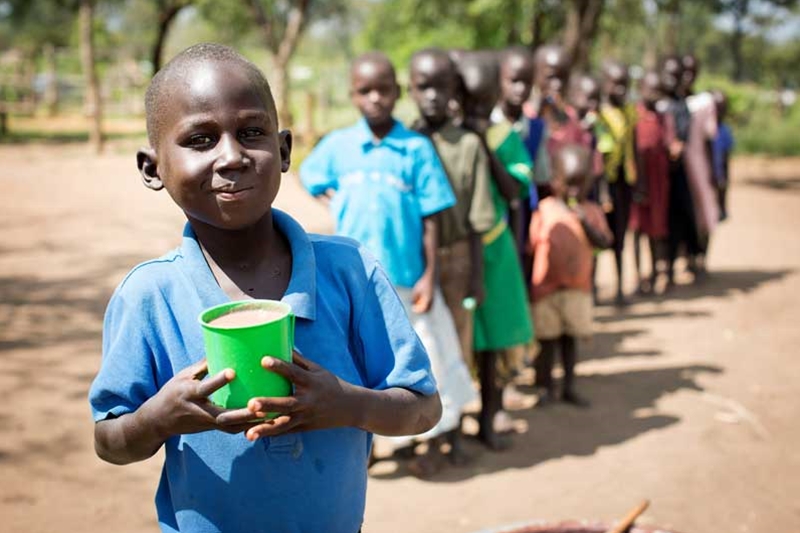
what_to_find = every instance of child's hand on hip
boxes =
[219,351,357,441]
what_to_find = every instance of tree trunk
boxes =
[151,2,189,74]
[731,2,747,82]
[248,0,310,129]
[43,43,59,117]
[731,23,744,81]
[529,1,545,52]
[659,0,682,57]
[80,0,103,153]
[271,57,292,129]
[505,0,520,46]
[562,0,605,74]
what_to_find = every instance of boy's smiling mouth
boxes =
[212,186,255,201]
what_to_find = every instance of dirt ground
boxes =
[0,141,798,533]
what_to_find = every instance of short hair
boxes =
[350,51,397,83]
[455,50,500,96]
[410,47,455,75]
[500,45,533,67]
[602,60,629,81]
[144,43,276,147]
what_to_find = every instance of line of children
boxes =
[298,46,733,476]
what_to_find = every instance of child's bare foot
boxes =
[536,389,555,407]
[614,291,627,307]
[393,443,417,460]
[445,430,473,466]
[637,279,653,295]
[447,443,473,467]
[407,450,445,479]
[477,428,512,451]
[562,390,591,408]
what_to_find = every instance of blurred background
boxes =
[1,0,798,157]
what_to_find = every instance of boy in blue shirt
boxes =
[711,89,733,221]
[89,43,442,533]
[300,53,466,472]
[300,52,456,307]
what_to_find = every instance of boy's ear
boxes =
[137,147,163,191]
[278,130,292,173]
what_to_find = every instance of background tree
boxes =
[710,0,799,81]
[79,0,103,153]
[0,0,79,115]
[152,0,194,73]
[246,0,311,129]
[562,0,605,73]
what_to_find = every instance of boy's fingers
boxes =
[247,396,300,417]
[245,415,301,440]
[195,368,235,398]
[291,351,318,371]
[215,407,262,426]
[219,422,260,435]
[261,356,304,384]
[179,359,209,380]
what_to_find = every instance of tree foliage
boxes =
[361,0,565,67]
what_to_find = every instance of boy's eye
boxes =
[239,128,264,140]
[186,134,215,148]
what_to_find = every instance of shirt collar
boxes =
[492,106,529,138]
[273,209,316,321]
[180,209,317,321]
[355,118,405,151]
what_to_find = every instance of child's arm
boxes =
[467,231,485,305]
[633,131,648,204]
[217,352,442,440]
[299,133,338,202]
[411,216,438,314]
[574,203,613,250]
[94,361,256,465]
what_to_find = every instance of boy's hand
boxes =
[669,140,684,160]
[148,360,258,438]
[219,351,356,441]
[468,279,485,307]
[411,275,434,314]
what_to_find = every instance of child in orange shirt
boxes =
[530,144,613,406]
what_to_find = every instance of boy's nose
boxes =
[215,134,248,170]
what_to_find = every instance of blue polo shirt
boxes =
[89,210,436,533]
[299,119,455,289]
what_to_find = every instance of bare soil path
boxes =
[1,143,798,533]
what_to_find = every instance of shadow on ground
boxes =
[371,364,722,482]
[741,176,800,192]
[657,268,794,301]
[0,253,145,351]
[371,269,789,481]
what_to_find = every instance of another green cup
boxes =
[199,299,295,410]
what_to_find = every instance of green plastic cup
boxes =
[199,299,295,410]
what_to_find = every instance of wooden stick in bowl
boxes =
[605,500,650,533]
